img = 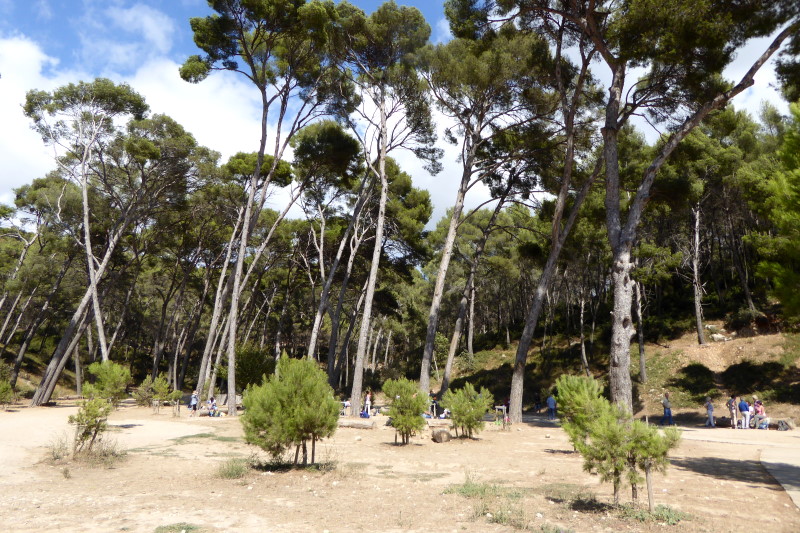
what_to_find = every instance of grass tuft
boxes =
[217,458,249,479]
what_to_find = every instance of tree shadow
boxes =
[670,455,786,488]
[667,363,717,403]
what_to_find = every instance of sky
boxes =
[0,0,791,227]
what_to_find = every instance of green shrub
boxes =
[83,361,131,407]
[0,380,14,409]
[241,357,338,465]
[441,382,493,438]
[217,458,249,479]
[236,344,276,391]
[556,375,680,507]
[69,396,113,452]
[133,375,156,406]
[383,378,428,445]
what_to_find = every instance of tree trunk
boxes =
[635,280,647,383]
[350,95,390,417]
[419,156,474,393]
[692,204,707,345]
[307,180,369,359]
[579,295,590,377]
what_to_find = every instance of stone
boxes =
[432,429,452,443]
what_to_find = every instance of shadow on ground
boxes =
[671,455,785,489]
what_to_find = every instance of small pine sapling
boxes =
[68,397,113,453]
[241,357,338,465]
[440,382,493,438]
[557,375,681,507]
[83,361,131,407]
[383,378,428,444]
[68,361,131,454]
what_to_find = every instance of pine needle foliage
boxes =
[83,361,131,407]
[383,378,428,444]
[441,382,494,438]
[556,375,680,507]
[68,361,131,453]
[241,357,338,465]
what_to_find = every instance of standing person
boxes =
[704,396,715,427]
[738,396,750,429]
[364,389,372,416]
[660,392,673,426]
[726,395,738,429]
[546,394,557,421]
[188,390,199,417]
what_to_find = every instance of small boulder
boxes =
[432,429,452,443]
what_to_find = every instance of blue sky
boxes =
[0,0,789,224]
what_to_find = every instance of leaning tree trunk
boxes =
[440,195,505,394]
[419,151,474,394]
[349,94,389,417]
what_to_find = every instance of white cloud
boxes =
[434,17,453,44]
[106,4,175,54]
[0,36,88,207]
[35,0,52,21]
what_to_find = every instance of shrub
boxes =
[236,344,276,391]
[83,361,131,407]
[441,382,494,438]
[557,375,680,508]
[0,380,14,410]
[68,397,113,452]
[68,360,131,454]
[217,458,249,479]
[133,375,155,406]
[241,357,338,465]
[383,378,428,444]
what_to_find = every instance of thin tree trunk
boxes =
[634,281,647,382]
[692,205,707,345]
[3,287,37,346]
[0,292,22,344]
[349,97,390,417]
[579,295,590,377]
[419,150,475,393]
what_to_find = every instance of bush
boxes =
[556,375,680,507]
[83,361,131,407]
[217,458,249,479]
[0,380,14,410]
[383,378,428,444]
[133,375,156,406]
[441,382,494,438]
[68,360,131,454]
[236,344,276,391]
[241,357,338,465]
[68,397,113,452]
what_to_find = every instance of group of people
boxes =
[187,390,221,417]
[660,391,769,429]
[726,394,768,429]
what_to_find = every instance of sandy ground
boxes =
[1,402,799,533]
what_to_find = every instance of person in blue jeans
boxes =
[660,392,673,426]
[546,394,557,420]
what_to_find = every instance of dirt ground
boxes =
[1,401,799,533]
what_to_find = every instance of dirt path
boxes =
[1,404,799,532]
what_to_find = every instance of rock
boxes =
[432,429,452,443]
[545,434,551,439]
[355,436,362,441]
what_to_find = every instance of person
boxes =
[726,394,738,429]
[752,400,768,429]
[188,390,199,417]
[738,396,750,429]
[660,392,673,426]
[364,389,372,416]
[207,396,218,417]
[429,389,438,418]
[546,394,557,421]
[704,396,715,427]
